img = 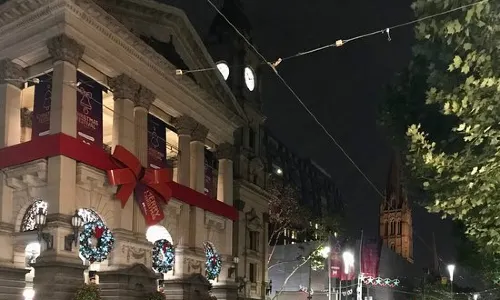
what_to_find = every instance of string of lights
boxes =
[179,0,489,75]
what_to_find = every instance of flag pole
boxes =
[328,235,332,300]
[356,230,363,300]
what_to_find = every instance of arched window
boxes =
[390,221,396,235]
[397,221,402,235]
[390,243,395,251]
[384,222,389,236]
[20,200,48,232]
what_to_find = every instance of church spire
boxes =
[383,151,407,211]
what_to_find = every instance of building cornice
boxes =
[0,0,241,144]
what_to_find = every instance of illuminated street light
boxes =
[276,168,283,175]
[319,246,331,258]
[447,264,455,299]
[473,294,479,300]
[342,251,354,274]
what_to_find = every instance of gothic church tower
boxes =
[379,152,414,263]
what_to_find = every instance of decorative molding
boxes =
[108,74,140,101]
[20,108,32,128]
[204,211,225,231]
[134,85,155,109]
[0,59,26,87]
[47,34,85,66]
[216,142,235,161]
[191,123,209,142]
[173,115,197,136]
[3,159,47,190]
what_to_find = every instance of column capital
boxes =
[134,86,155,109]
[0,60,27,87]
[191,124,208,142]
[109,74,140,101]
[216,142,235,160]
[173,115,197,135]
[47,34,84,66]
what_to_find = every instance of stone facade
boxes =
[0,0,249,299]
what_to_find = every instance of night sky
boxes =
[164,0,464,281]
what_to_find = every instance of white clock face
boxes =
[244,67,255,91]
[216,62,230,80]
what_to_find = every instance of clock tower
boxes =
[206,0,262,110]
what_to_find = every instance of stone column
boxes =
[133,87,155,233]
[36,35,87,299]
[173,116,196,186]
[216,143,234,205]
[0,59,25,148]
[190,124,208,193]
[109,74,138,153]
[45,35,83,216]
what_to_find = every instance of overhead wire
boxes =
[180,0,490,75]
[205,0,492,280]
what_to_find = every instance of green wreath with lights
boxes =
[203,241,222,280]
[152,239,175,273]
[79,220,114,263]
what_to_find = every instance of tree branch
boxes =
[271,255,311,300]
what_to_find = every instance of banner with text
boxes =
[204,149,215,196]
[76,72,103,147]
[147,114,167,169]
[32,73,53,138]
[330,251,342,279]
[361,238,382,277]
[134,183,165,226]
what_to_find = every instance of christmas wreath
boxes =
[152,239,175,273]
[203,242,222,280]
[79,220,114,263]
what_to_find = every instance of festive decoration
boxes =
[152,239,175,273]
[361,275,400,287]
[79,220,114,263]
[73,283,101,300]
[146,291,166,300]
[0,133,238,221]
[107,145,172,225]
[203,241,222,280]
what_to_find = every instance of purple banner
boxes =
[147,114,167,169]
[32,73,53,138]
[76,72,103,146]
[361,238,382,277]
[204,165,213,196]
[330,253,342,279]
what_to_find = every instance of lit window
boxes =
[216,62,230,80]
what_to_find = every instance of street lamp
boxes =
[64,210,84,251]
[319,245,332,300]
[341,251,354,300]
[35,208,53,250]
[473,293,479,300]
[447,264,455,299]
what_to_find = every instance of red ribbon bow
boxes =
[106,145,172,225]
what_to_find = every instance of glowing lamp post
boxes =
[320,246,332,300]
[473,293,479,300]
[447,264,455,299]
[341,251,354,300]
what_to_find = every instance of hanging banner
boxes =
[204,165,213,196]
[341,261,356,281]
[147,114,167,169]
[32,73,53,138]
[330,252,342,278]
[76,72,103,147]
[134,183,165,226]
[361,238,382,277]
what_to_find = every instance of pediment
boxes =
[94,0,246,123]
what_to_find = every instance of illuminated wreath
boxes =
[79,220,114,263]
[152,239,175,273]
[203,241,222,280]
